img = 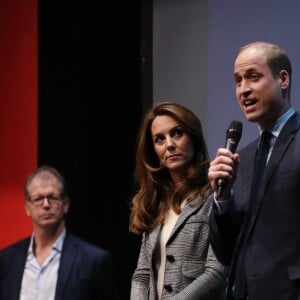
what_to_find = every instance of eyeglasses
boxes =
[28,195,63,206]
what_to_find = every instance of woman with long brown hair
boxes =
[129,101,227,300]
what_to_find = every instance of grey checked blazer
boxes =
[130,192,228,300]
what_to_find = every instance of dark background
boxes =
[38,1,152,298]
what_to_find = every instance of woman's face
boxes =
[151,115,194,180]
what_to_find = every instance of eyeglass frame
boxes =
[27,194,64,206]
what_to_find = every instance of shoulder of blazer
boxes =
[184,190,214,216]
[283,110,300,134]
[0,236,31,256]
[62,231,112,258]
[0,237,30,280]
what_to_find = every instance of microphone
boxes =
[217,120,243,197]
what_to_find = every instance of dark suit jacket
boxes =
[209,111,300,300]
[0,231,120,300]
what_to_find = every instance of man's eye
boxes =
[235,78,241,85]
[250,73,260,81]
[32,197,43,202]
[31,195,60,202]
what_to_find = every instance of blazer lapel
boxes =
[148,224,162,252]
[167,196,206,243]
[55,233,79,300]
[9,241,29,300]
[246,112,300,238]
[147,199,203,253]
[265,113,300,184]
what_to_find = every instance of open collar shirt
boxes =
[19,228,66,300]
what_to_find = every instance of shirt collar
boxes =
[258,107,295,138]
[28,228,66,255]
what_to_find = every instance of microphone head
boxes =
[226,120,243,142]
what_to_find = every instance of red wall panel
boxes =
[0,0,37,248]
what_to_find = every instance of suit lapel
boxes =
[245,112,300,238]
[9,240,30,299]
[265,113,300,184]
[55,233,79,300]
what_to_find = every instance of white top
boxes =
[155,201,186,299]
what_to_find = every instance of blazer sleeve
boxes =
[130,233,151,300]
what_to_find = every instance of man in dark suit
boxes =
[0,165,120,300]
[208,41,300,300]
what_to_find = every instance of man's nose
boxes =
[239,80,251,96]
[42,197,51,205]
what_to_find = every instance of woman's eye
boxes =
[172,128,183,137]
[154,135,164,144]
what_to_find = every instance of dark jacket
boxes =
[209,112,300,300]
[0,231,120,300]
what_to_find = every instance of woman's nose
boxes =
[166,136,175,149]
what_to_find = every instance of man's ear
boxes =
[24,201,31,217]
[279,69,289,89]
[63,196,70,214]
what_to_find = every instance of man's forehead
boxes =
[30,173,60,187]
[235,46,267,64]
[234,61,265,73]
[234,52,268,75]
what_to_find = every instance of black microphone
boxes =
[217,120,243,197]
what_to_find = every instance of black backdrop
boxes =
[38,1,152,298]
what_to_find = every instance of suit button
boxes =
[166,255,175,262]
[164,284,173,292]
